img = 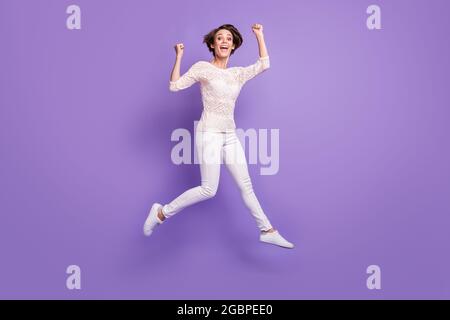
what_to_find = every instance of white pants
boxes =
[162,129,273,232]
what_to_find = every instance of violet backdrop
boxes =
[0,0,449,299]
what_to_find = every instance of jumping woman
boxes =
[144,23,294,249]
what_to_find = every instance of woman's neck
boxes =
[210,56,229,69]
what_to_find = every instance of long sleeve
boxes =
[237,56,270,86]
[169,62,202,92]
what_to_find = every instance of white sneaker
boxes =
[260,230,294,249]
[143,203,164,236]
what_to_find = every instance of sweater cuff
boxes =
[169,80,178,92]
[258,56,270,69]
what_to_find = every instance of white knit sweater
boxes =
[169,56,270,132]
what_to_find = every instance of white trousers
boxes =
[162,129,273,232]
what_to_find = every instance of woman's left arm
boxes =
[237,24,270,86]
[252,23,269,58]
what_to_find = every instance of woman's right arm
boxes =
[170,43,184,82]
[169,43,200,92]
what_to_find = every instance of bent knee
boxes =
[200,184,218,198]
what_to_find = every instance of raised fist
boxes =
[251,23,264,36]
[174,43,184,57]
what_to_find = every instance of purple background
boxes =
[1,0,449,299]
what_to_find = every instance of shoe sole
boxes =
[259,237,295,249]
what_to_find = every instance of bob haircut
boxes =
[203,24,243,57]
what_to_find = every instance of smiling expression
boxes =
[211,29,236,58]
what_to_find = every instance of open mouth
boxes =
[219,45,229,53]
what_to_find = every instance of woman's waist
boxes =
[200,108,234,119]
[197,112,236,133]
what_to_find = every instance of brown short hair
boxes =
[203,24,243,57]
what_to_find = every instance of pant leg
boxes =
[162,130,223,218]
[222,130,273,231]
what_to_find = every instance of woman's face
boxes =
[211,29,235,58]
